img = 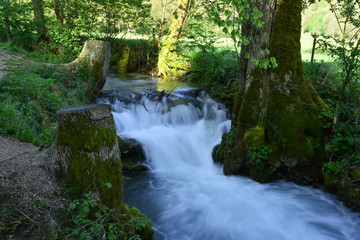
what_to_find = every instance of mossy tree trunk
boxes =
[52,0,63,24]
[4,0,12,43]
[157,0,192,79]
[32,0,49,43]
[158,0,168,48]
[220,0,327,183]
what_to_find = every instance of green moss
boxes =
[244,124,265,147]
[123,204,154,240]
[323,173,339,192]
[157,0,190,79]
[222,0,326,182]
[116,45,137,73]
[250,165,281,183]
[337,182,360,211]
[57,113,122,210]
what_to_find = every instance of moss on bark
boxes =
[220,0,326,183]
[116,44,137,73]
[157,0,191,79]
[56,104,123,210]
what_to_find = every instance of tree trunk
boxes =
[53,0,63,24]
[55,104,123,209]
[157,0,192,78]
[4,0,11,42]
[158,0,168,48]
[220,0,326,183]
[32,0,49,43]
[67,40,111,101]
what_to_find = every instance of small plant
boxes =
[322,161,345,177]
[247,145,272,167]
[60,183,150,240]
[225,126,238,146]
[65,190,123,240]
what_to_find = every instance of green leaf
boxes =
[69,202,77,211]
[104,182,112,189]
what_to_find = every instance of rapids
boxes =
[100,74,360,240]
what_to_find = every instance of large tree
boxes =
[3,0,12,42]
[218,0,327,183]
[32,0,48,43]
[158,0,192,78]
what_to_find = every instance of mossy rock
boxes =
[123,204,154,240]
[118,137,148,172]
[351,167,360,179]
[212,144,223,164]
[244,124,265,147]
[337,181,360,211]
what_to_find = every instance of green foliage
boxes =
[0,57,92,147]
[251,49,278,69]
[61,189,149,240]
[322,161,345,176]
[0,70,62,146]
[0,0,152,61]
[247,145,272,167]
[0,1,36,49]
[0,202,19,236]
[187,49,239,94]
[326,132,360,159]
[65,190,124,240]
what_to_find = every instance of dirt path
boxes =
[0,135,65,238]
[0,50,28,79]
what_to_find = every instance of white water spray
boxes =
[108,88,360,240]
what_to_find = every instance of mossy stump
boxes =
[68,40,111,99]
[55,104,123,210]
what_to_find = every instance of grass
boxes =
[0,51,93,147]
[0,42,65,64]
[301,32,335,62]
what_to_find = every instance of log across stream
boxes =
[99,73,360,240]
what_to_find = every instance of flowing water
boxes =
[101,74,360,240]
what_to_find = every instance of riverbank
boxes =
[0,135,64,239]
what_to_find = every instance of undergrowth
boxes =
[304,61,360,181]
[0,57,93,147]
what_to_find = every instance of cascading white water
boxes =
[107,88,360,240]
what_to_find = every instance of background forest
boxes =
[0,0,358,171]
[0,0,360,237]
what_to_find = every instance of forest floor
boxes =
[0,50,27,79]
[0,49,65,239]
[0,134,65,239]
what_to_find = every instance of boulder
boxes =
[118,137,148,172]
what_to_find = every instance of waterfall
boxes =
[106,88,360,240]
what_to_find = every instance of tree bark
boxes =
[67,40,111,100]
[4,0,12,42]
[55,104,123,209]
[158,0,168,48]
[32,0,49,43]
[157,0,192,78]
[53,0,63,24]
[220,0,326,183]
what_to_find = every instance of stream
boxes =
[99,73,360,240]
